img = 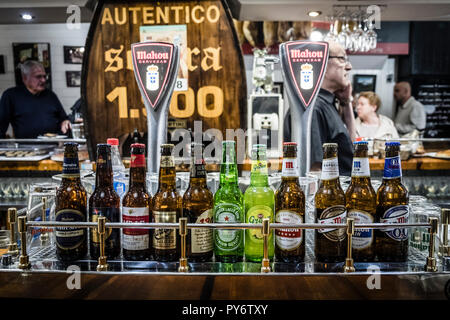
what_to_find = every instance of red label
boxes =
[130,154,146,168]
[123,207,149,236]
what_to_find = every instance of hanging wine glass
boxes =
[360,18,370,52]
[366,18,378,50]
[351,13,365,52]
[324,16,337,42]
[337,15,352,50]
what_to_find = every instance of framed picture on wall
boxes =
[13,42,51,89]
[63,46,84,64]
[353,74,377,94]
[66,71,81,87]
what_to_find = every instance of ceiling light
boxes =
[21,14,34,21]
[308,11,322,18]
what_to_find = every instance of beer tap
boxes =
[131,41,180,175]
[279,41,329,176]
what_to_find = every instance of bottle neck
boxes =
[383,151,402,181]
[129,166,147,190]
[96,152,114,188]
[190,160,207,188]
[96,165,114,188]
[219,162,239,186]
[159,155,176,190]
[250,159,269,186]
[321,156,339,181]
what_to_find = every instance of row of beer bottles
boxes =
[54,140,408,264]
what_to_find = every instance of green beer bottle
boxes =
[213,141,244,263]
[244,144,275,262]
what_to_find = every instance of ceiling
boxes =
[0,0,449,24]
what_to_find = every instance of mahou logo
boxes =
[131,42,174,109]
[284,41,328,108]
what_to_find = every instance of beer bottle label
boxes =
[122,207,150,251]
[348,210,374,249]
[214,203,243,251]
[191,209,213,254]
[321,157,339,180]
[275,210,302,250]
[130,154,146,168]
[55,209,85,250]
[62,156,80,178]
[90,207,120,243]
[282,157,299,177]
[153,211,177,249]
[351,157,370,177]
[383,156,402,179]
[380,205,409,241]
[317,205,346,242]
[251,160,268,174]
[191,163,206,178]
[246,205,273,243]
[160,156,175,168]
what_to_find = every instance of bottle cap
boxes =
[283,142,297,146]
[107,138,119,146]
[354,141,368,145]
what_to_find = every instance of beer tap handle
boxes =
[40,197,50,246]
[426,217,438,272]
[7,208,19,256]
[178,218,189,272]
[344,218,355,273]
[18,215,30,269]
[261,218,271,273]
[96,216,108,272]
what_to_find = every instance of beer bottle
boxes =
[122,143,151,261]
[213,140,244,263]
[345,141,376,262]
[89,144,121,259]
[275,142,305,263]
[182,142,214,262]
[55,142,87,262]
[244,144,275,262]
[376,141,409,262]
[152,144,182,261]
[315,143,347,263]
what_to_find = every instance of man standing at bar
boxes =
[0,60,70,139]
[393,81,426,136]
[284,41,356,176]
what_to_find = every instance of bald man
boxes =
[393,82,426,135]
[284,41,355,176]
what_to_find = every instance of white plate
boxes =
[423,152,450,160]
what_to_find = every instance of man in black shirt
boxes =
[0,60,70,138]
[284,41,356,176]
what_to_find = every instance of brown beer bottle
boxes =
[183,142,214,262]
[345,141,376,262]
[55,142,87,262]
[376,142,409,262]
[89,144,121,260]
[275,142,305,263]
[122,143,151,261]
[152,144,182,261]
[314,143,347,263]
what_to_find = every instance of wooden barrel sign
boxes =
[81,0,247,158]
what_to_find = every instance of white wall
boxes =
[0,23,90,114]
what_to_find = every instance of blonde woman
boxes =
[355,91,399,139]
